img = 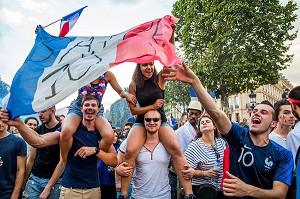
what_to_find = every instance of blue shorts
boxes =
[67,97,104,118]
[133,121,168,127]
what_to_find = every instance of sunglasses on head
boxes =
[144,118,160,122]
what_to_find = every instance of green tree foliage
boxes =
[110,98,131,128]
[172,0,298,109]
[165,80,190,114]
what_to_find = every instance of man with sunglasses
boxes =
[117,110,194,199]
[169,100,201,199]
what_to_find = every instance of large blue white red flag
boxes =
[4,15,182,118]
[59,6,87,37]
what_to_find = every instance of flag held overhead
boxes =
[59,6,88,37]
[5,15,182,118]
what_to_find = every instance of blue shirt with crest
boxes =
[223,122,293,199]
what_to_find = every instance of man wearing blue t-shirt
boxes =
[0,95,117,199]
[163,63,294,199]
[0,119,27,199]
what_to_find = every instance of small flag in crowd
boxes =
[59,6,87,37]
[190,86,198,101]
[4,15,181,118]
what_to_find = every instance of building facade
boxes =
[225,74,294,123]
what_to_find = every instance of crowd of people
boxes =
[1,23,300,198]
[1,62,300,199]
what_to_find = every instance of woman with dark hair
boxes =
[184,114,227,199]
[118,61,194,199]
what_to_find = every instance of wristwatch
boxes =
[95,147,100,155]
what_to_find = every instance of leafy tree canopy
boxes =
[172,0,298,105]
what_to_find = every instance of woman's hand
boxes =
[203,169,219,179]
[124,93,137,105]
[152,99,166,109]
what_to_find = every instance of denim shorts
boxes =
[133,121,168,127]
[23,173,62,199]
[68,97,104,118]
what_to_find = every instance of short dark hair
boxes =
[24,116,39,126]
[81,95,100,107]
[124,122,133,128]
[274,99,291,120]
[289,86,300,108]
[260,100,277,121]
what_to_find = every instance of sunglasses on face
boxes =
[144,118,160,122]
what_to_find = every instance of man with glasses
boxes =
[169,100,201,199]
[118,110,173,199]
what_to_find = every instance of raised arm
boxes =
[163,63,232,135]
[105,71,136,105]
[0,109,59,147]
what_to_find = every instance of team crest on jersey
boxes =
[264,157,273,171]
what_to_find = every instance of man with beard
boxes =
[0,95,117,199]
[22,106,63,199]
[163,63,293,199]
[169,100,201,199]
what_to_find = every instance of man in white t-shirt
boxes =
[269,99,295,148]
[117,110,195,199]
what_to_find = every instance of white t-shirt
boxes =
[269,131,287,148]
[119,139,171,199]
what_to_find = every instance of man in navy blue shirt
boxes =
[0,119,27,199]
[1,95,117,199]
[163,63,293,199]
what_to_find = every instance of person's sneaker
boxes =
[184,194,196,199]
[117,195,129,199]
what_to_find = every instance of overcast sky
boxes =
[0,0,299,111]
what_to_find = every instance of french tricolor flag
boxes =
[4,15,182,118]
[59,6,87,37]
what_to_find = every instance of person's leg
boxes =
[24,174,43,199]
[59,114,81,163]
[120,125,146,196]
[95,117,114,152]
[159,125,193,195]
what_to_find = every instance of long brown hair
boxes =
[132,63,158,88]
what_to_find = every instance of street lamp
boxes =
[249,91,256,110]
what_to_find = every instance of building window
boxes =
[235,96,239,109]
[236,113,240,123]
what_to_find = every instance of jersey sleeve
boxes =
[15,137,27,156]
[274,149,294,186]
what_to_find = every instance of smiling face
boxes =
[81,98,99,122]
[144,110,161,133]
[140,62,155,80]
[250,104,277,135]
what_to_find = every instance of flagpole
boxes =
[43,18,62,28]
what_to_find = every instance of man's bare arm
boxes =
[0,109,59,147]
[11,155,26,199]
